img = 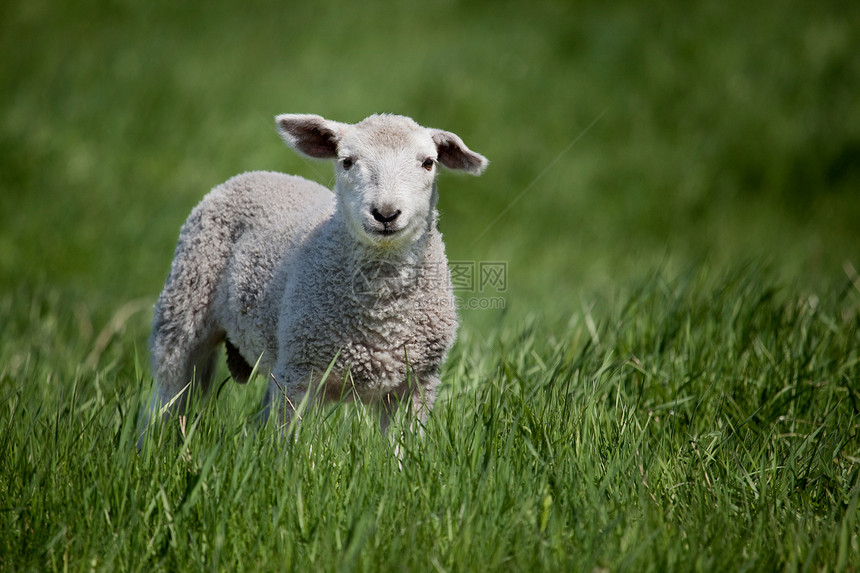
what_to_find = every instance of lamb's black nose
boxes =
[371,207,401,224]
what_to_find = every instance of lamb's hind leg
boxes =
[150,318,222,415]
[139,296,223,448]
[262,364,316,435]
[139,202,234,449]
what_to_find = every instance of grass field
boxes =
[2,0,859,570]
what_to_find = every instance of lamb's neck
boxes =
[351,231,433,268]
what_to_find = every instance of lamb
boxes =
[142,113,487,443]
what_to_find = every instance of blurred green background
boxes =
[2,0,858,331]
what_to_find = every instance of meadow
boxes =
[1,0,858,570]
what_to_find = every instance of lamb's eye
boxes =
[341,157,354,170]
[422,158,435,171]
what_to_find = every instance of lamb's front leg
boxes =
[379,373,439,434]
[411,373,438,429]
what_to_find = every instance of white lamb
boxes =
[142,113,487,442]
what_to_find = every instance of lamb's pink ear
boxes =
[431,130,488,175]
[276,114,343,159]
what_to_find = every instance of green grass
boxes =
[2,267,858,571]
[2,0,859,570]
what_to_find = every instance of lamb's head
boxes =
[277,113,488,250]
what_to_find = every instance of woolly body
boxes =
[146,114,487,435]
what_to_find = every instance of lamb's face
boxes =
[334,126,440,249]
[276,113,488,251]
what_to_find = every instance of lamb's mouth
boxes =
[365,224,404,237]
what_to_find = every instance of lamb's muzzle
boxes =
[371,206,401,224]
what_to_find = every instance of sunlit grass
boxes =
[1,267,858,571]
